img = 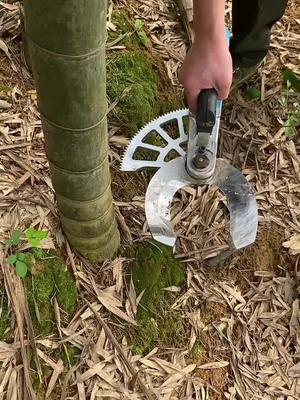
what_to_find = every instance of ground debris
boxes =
[0,0,299,399]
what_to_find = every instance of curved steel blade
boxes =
[145,156,193,247]
[145,157,258,250]
[213,159,258,249]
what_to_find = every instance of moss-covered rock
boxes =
[107,51,159,137]
[25,250,77,336]
[128,242,186,355]
[107,9,184,138]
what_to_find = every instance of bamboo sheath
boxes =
[24,0,120,261]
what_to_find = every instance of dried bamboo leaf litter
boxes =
[0,0,299,399]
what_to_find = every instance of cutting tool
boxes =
[121,34,258,265]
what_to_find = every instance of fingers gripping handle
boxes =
[196,88,218,134]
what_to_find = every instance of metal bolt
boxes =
[192,152,210,169]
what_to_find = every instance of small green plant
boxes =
[282,68,300,92]
[284,108,300,139]
[134,18,149,48]
[4,230,22,246]
[25,228,47,247]
[5,228,48,278]
[6,253,28,278]
[246,86,261,100]
[280,68,300,139]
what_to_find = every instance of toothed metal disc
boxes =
[121,109,189,171]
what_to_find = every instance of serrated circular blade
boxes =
[120,109,189,172]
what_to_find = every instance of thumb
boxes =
[215,82,231,100]
[185,89,199,115]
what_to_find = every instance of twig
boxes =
[84,299,156,400]
[242,135,254,169]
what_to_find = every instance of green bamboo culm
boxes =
[23,0,120,261]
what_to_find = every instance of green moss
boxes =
[190,341,204,360]
[0,289,11,341]
[160,310,185,344]
[36,303,54,334]
[131,242,184,304]
[31,247,45,260]
[51,260,77,314]
[128,242,186,355]
[25,250,77,336]
[106,10,184,139]
[60,344,80,367]
[111,10,132,34]
[108,9,152,51]
[0,256,75,341]
[0,313,10,339]
[0,84,10,94]
[31,358,53,394]
[108,10,136,50]
[31,269,54,304]
[189,326,210,358]
[107,51,159,137]
[107,49,184,138]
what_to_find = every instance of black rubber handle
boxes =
[196,89,218,133]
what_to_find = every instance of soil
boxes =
[241,225,287,272]
[208,223,297,290]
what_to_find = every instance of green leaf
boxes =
[15,261,28,278]
[28,238,39,247]
[25,228,48,247]
[134,18,143,31]
[246,87,261,100]
[285,109,300,139]
[6,254,17,264]
[17,253,25,261]
[11,230,22,244]
[25,227,36,238]
[138,31,149,48]
[285,121,294,139]
[282,68,300,92]
[4,230,22,246]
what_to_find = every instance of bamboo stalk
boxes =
[23,0,120,261]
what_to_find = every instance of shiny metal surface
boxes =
[144,157,258,250]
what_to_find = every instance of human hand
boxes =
[179,36,233,114]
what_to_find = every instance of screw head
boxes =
[192,153,210,169]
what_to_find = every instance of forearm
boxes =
[193,0,226,40]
